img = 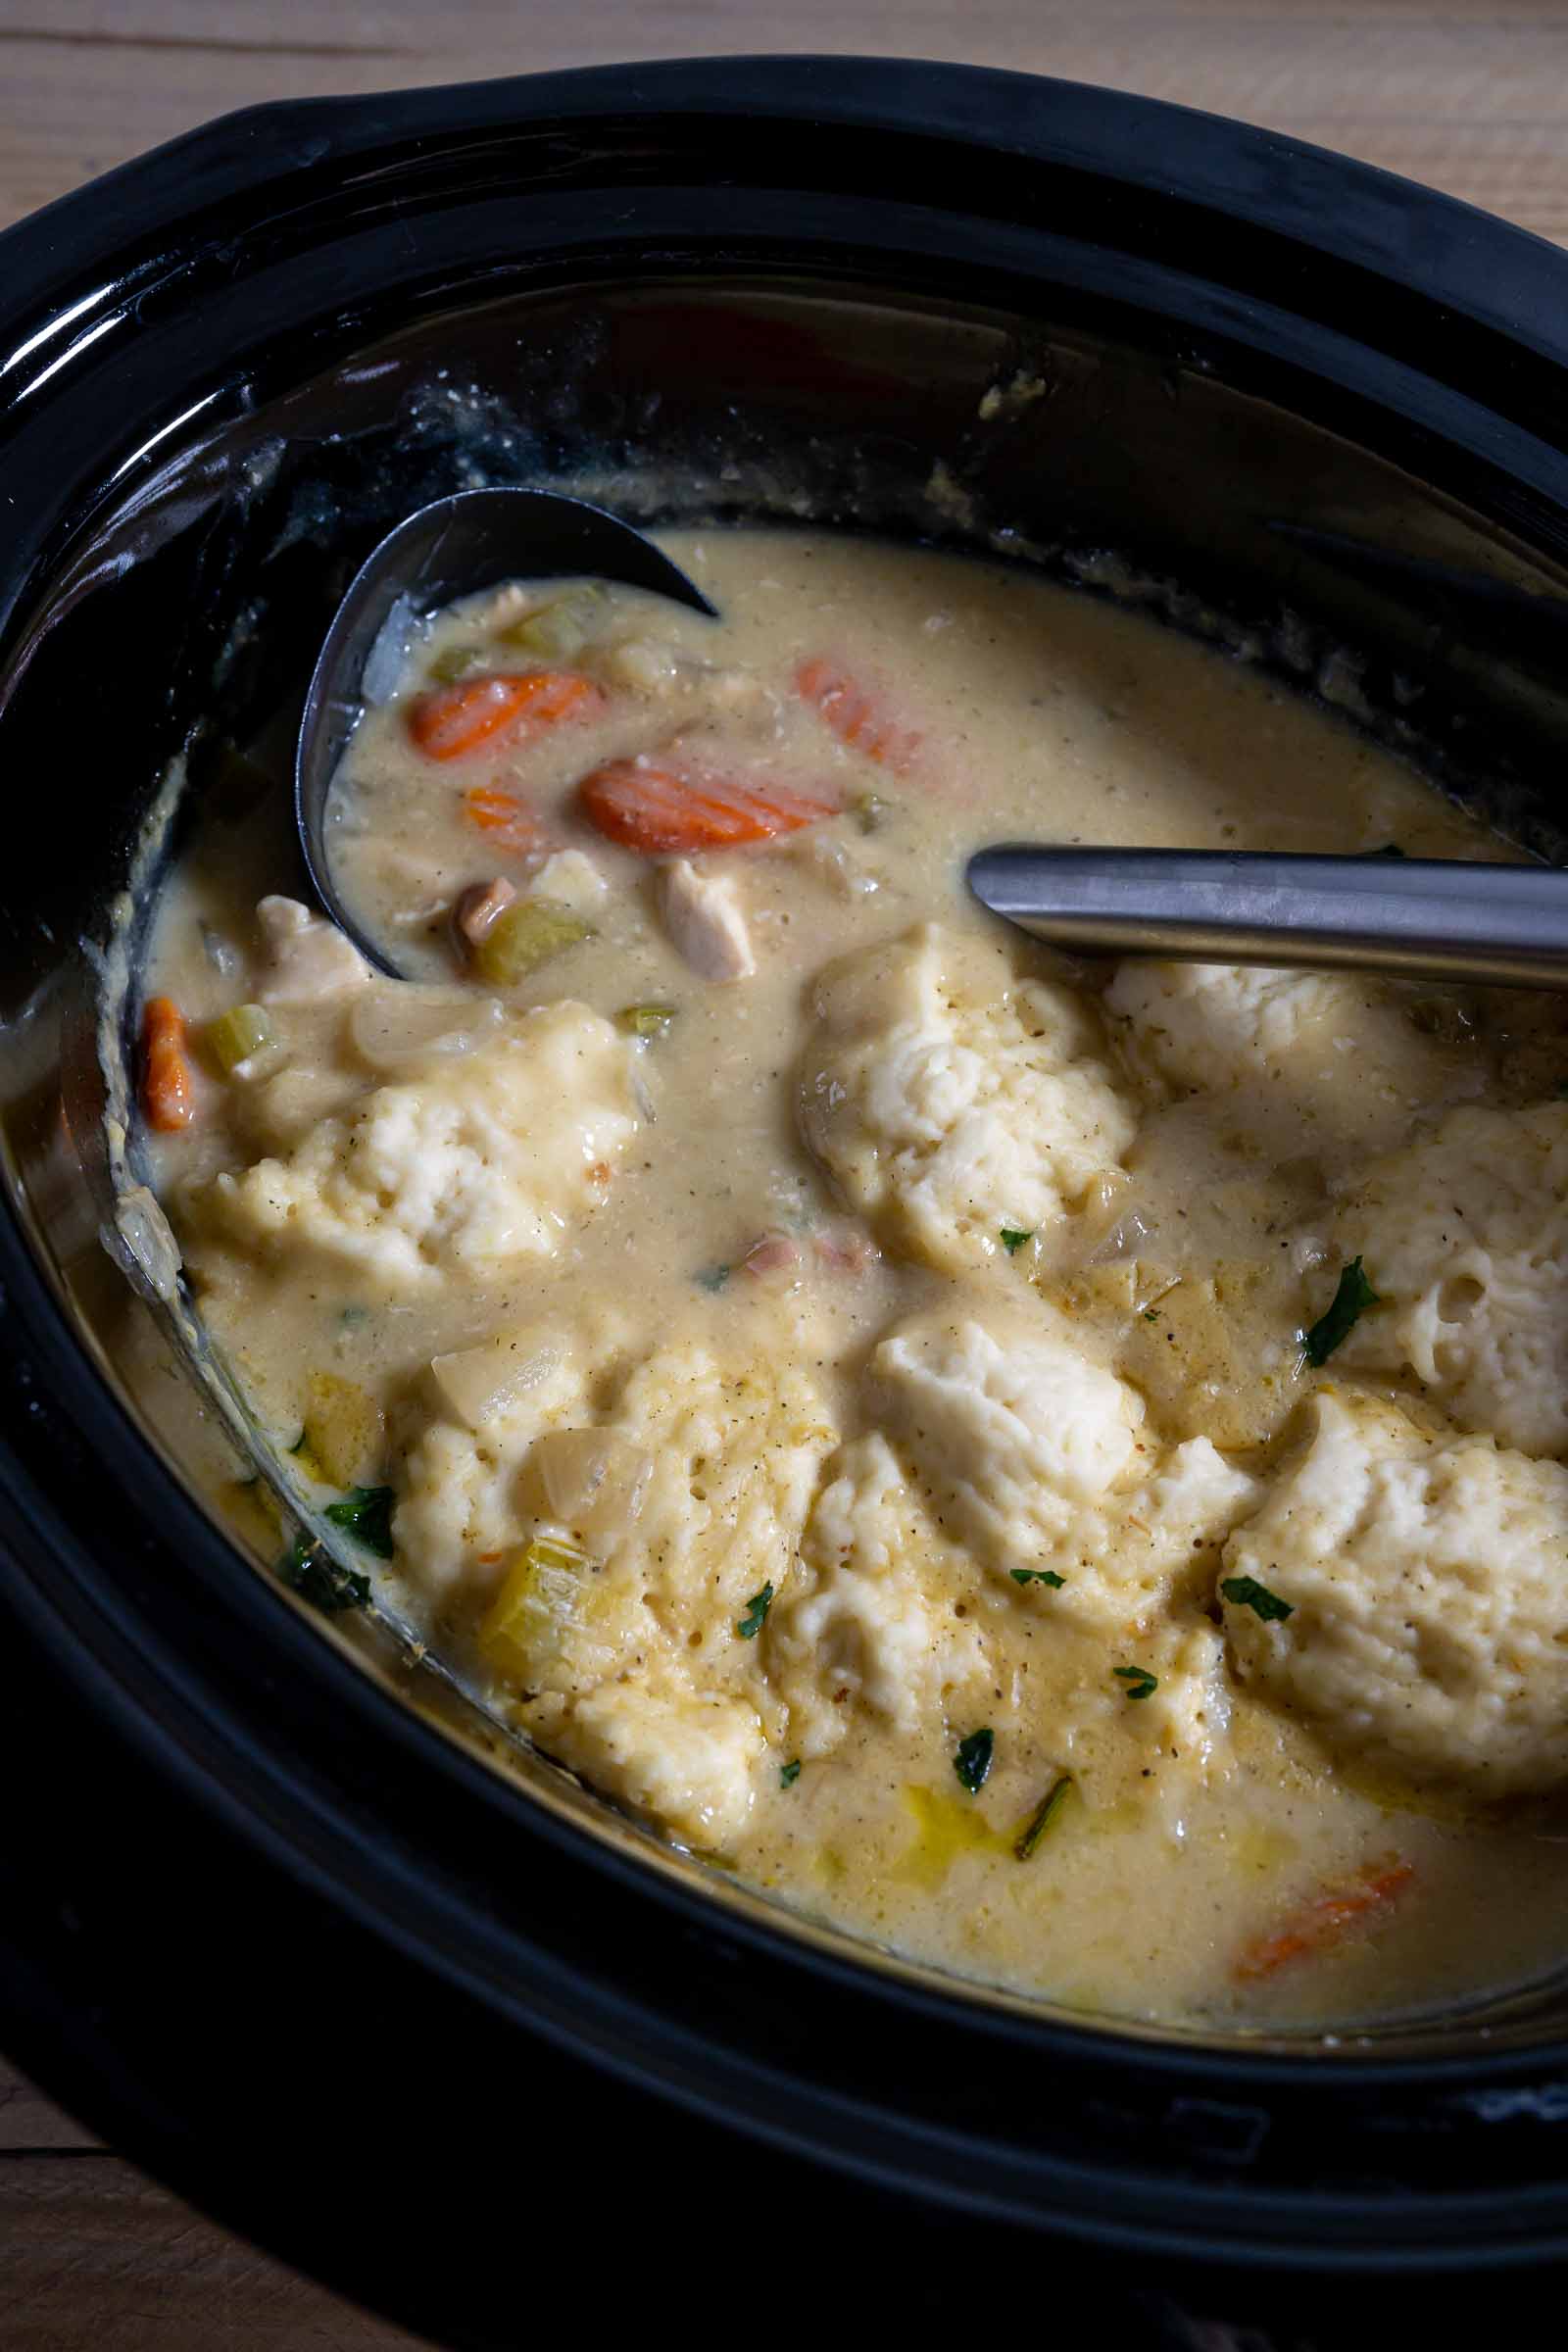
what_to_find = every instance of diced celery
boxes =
[616,1002,679,1039]
[472,896,594,986]
[428,643,488,683]
[207,1002,273,1074]
[498,585,610,659]
[480,1534,591,1681]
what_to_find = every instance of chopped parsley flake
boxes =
[780,1759,802,1788]
[697,1262,731,1293]
[1000,1228,1034,1255]
[736,1583,774,1640]
[1142,1307,1159,1322]
[1014,1774,1073,1860]
[1113,1664,1158,1702]
[1303,1255,1380,1367]
[1221,1574,1295,1623]
[1010,1567,1066,1589]
[323,1485,396,1559]
[954,1727,995,1792]
[279,1536,371,1615]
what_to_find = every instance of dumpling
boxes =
[869,1308,1258,1619]
[1220,1388,1568,1795]
[399,1322,838,1844]
[193,1001,638,1292]
[1320,1101,1568,1455]
[799,923,1136,1270]
[1105,957,1479,1158]
[766,1434,991,1757]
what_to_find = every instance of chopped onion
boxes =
[429,1330,563,1430]
[349,983,504,1072]
[519,1428,653,1549]
[1090,1206,1159,1265]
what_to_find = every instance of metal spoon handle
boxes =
[967,846,1568,989]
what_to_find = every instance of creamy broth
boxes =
[133,529,1568,2031]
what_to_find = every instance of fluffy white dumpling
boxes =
[767,1434,990,1757]
[869,1309,1257,1614]
[556,1675,766,1849]
[1322,1102,1568,1455]
[196,1001,637,1291]
[1105,957,1478,1155]
[800,924,1136,1269]
[398,1324,837,1844]
[1221,1389,1568,1794]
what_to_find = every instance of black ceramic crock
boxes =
[5,57,1568,2343]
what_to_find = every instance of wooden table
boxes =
[7,3,1568,2342]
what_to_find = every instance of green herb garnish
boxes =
[1000,1228,1035,1255]
[322,1485,396,1560]
[618,1002,679,1039]
[1142,1307,1159,1322]
[279,1536,371,1615]
[780,1759,802,1788]
[954,1728,995,1793]
[1113,1664,1158,1702]
[697,1262,731,1293]
[1302,1255,1380,1367]
[1014,1774,1073,1860]
[736,1583,774,1641]
[1010,1567,1066,1589]
[1221,1574,1295,1623]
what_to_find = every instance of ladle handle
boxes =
[967,846,1568,990]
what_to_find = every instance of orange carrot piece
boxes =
[408,669,603,760]
[796,655,921,774]
[140,995,197,1133]
[462,784,550,852]
[1233,1857,1415,1983]
[578,758,838,854]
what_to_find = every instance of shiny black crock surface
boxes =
[5,57,1568,2341]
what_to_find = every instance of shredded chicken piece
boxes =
[256,896,370,1005]
[658,858,757,981]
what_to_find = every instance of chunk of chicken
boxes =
[658,858,756,981]
[257,896,370,1005]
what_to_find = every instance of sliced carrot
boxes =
[462,784,550,853]
[407,669,604,760]
[578,758,838,854]
[1233,1856,1415,1983]
[140,995,197,1133]
[796,655,921,774]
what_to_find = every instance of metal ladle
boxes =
[295,488,715,978]
[967,844,1568,989]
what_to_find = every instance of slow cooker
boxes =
[5,55,1568,2342]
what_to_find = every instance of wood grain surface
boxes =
[4,2,1567,2343]
[6,1,1568,244]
